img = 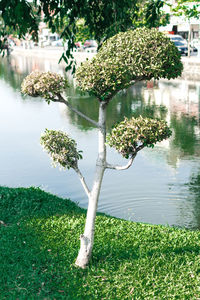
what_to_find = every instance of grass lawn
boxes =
[0,186,200,299]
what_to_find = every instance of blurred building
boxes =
[160,1,200,40]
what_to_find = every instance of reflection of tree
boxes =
[170,113,200,157]
[64,83,168,131]
[189,171,200,195]
[173,169,200,230]
[0,56,168,131]
[0,57,24,90]
[3,54,199,159]
[0,55,67,92]
[134,102,167,120]
[66,95,99,130]
[188,170,200,229]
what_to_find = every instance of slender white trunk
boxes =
[75,102,107,268]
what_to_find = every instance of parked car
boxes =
[168,34,196,53]
[83,39,98,49]
[167,34,187,46]
[173,41,188,56]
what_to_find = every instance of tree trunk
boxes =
[75,102,107,268]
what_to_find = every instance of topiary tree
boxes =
[21,27,183,268]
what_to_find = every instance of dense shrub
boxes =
[40,129,82,169]
[21,71,68,102]
[107,116,172,158]
[76,28,183,101]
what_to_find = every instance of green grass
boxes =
[0,186,200,299]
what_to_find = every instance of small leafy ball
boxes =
[21,71,68,102]
[107,116,172,158]
[76,27,183,101]
[40,129,82,169]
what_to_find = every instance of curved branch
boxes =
[136,144,145,152]
[106,142,146,171]
[55,94,99,128]
[74,167,91,198]
[106,153,137,170]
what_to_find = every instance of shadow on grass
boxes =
[0,186,200,299]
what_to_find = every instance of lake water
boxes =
[0,54,200,229]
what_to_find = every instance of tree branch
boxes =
[55,94,99,128]
[106,153,137,170]
[106,142,146,171]
[74,167,91,198]
[136,144,145,152]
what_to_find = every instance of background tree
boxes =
[74,19,92,44]
[21,27,183,268]
[169,0,200,57]
[0,0,39,52]
[40,0,138,70]
[40,0,172,68]
[1,0,172,69]
[134,0,170,28]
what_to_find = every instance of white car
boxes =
[167,34,187,46]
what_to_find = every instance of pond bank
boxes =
[0,185,200,298]
[11,46,95,66]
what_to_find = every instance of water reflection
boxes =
[0,57,25,90]
[0,54,200,229]
[188,170,200,229]
[0,54,68,91]
[171,114,200,157]
[65,85,169,131]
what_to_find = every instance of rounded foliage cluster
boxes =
[76,28,183,101]
[21,71,68,102]
[40,129,82,169]
[107,116,172,158]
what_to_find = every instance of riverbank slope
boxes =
[0,186,199,299]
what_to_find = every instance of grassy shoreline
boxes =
[0,186,200,299]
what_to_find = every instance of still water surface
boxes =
[0,54,200,229]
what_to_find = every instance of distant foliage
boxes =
[0,1,39,40]
[75,19,92,43]
[21,71,68,103]
[76,27,183,101]
[107,116,172,158]
[40,129,82,169]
